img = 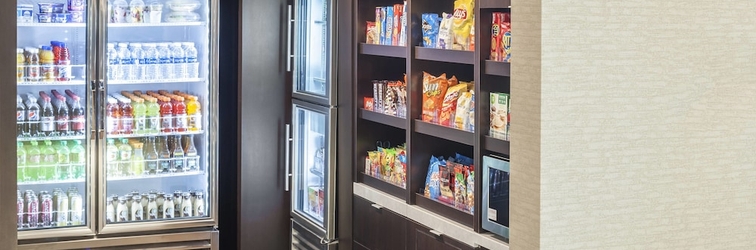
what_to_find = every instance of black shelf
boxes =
[361,173,407,199]
[415,47,474,65]
[359,109,407,129]
[480,0,511,9]
[483,136,510,155]
[484,60,511,77]
[360,43,407,58]
[415,193,474,228]
[414,120,474,146]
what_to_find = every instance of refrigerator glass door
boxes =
[293,0,333,105]
[100,0,214,232]
[16,0,93,238]
[291,100,336,242]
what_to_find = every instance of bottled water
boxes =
[129,43,144,80]
[182,42,199,79]
[142,43,159,80]
[157,43,173,79]
[116,43,132,81]
[107,43,119,80]
[169,43,186,80]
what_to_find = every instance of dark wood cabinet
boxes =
[353,196,408,250]
[408,220,475,250]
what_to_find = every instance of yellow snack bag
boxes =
[452,0,474,50]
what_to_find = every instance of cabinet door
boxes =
[353,196,380,249]
[353,196,408,250]
[408,221,475,250]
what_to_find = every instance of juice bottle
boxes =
[157,136,171,173]
[131,142,144,176]
[106,138,119,177]
[17,142,26,182]
[65,90,85,135]
[172,95,187,132]
[26,48,40,82]
[144,137,159,174]
[39,46,55,82]
[38,93,55,136]
[69,140,85,179]
[184,135,198,171]
[56,141,71,180]
[17,48,25,82]
[56,42,72,81]
[172,135,185,172]
[119,97,134,134]
[118,138,132,176]
[159,96,174,133]
[106,96,121,135]
[186,95,201,131]
[40,140,56,181]
[145,96,161,134]
[132,97,147,134]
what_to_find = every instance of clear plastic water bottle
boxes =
[169,43,186,80]
[107,43,119,80]
[142,43,159,80]
[157,43,173,80]
[129,43,144,80]
[182,42,199,79]
[116,43,132,81]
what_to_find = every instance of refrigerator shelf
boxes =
[18,80,86,86]
[107,130,204,139]
[17,135,86,142]
[17,22,86,28]
[18,179,85,185]
[107,170,204,181]
[107,78,205,85]
[108,22,206,27]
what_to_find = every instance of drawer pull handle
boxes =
[370,204,383,210]
[429,230,443,237]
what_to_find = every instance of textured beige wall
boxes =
[513,0,756,249]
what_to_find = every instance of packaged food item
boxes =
[421,14,440,48]
[469,15,475,51]
[454,91,473,130]
[376,81,386,113]
[490,92,509,139]
[394,146,407,186]
[436,13,453,49]
[502,13,512,62]
[69,10,85,23]
[37,13,52,23]
[385,6,394,45]
[375,7,383,44]
[368,151,380,176]
[68,0,86,11]
[506,95,511,140]
[490,12,503,61]
[363,97,374,111]
[18,4,34,23]
[428,157,443,199]
[466,168,475,213]
[454,165,467,211]
[468,90,475,132]
[395,80,407,118]
[380,7,389,45]
[392,4,402,46]
[440,82,467,127]
[383,81,397,116]
[398,2,407,46]
[452,0,474,50]
[438,162,455,205]
[366,21,377,44]
[422,72,448,123]
[381,148,396,180]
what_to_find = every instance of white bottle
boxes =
[131,195,143,221]
[170,43,186,80]
[116,196,129,222]
[112,0,129,23]
[106,200,115,223]
[163,196,174,219]
[182,42,199,79]
[116,43,131,81]
[173,191,183,217]
[157,43,174,79]
[140,193,149,219]
[147,194,158,220]
[107,43,119,80]
[129,43,143,80]
[193,192,205,217]
[129,0,145,23]
[142,43,159,80]
[181,192,192,217]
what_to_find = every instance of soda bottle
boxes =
[169,43,186,79]
[17,142,26,182]
[107,43,119,80]
[65,90,85,135]
[142,43,158,80]
[27,194,39,228]
[172,135,185,172]
[182,42,199,79]
[56,141,71,180]
[39,92,55,136]
[129,0,145,23]
[144,137,159,174]
[106,96,121,135]
[51,90,70,135]
[26,141,41,182]
[129,43,144,80]
[69,140,85,179]
[157,43,173,79]
[39,46,55,82]
[159,96,174,133]
[118,138,132,176]
[145,96,161,133]
[40,140,57,181]
[17,48,25,82]
[24,93,41,136]
[17,95,26,137]
[172,95,187,132]
[184,135,198,171]
[117,43,131,82]
[158,136,171,173]
[26,48,40,82]
[106,139,119,177]
[132,97,147,134]
[119,97,134,134]
[56,42,72,82]
[17,195,24,229]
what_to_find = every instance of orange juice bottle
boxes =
[17,48,24,82]
[185,95,200,131]
[39,46,55,82]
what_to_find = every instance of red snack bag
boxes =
[393,4,402,46]
[364,97,374,111]
[490,12,502,61]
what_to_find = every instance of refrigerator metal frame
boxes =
[17,230,219,250]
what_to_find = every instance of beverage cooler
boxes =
[15,0,218,247]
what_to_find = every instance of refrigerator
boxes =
[287,0,338,248]
[15,0,218,247]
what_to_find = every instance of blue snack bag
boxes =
[421,13,440,48]
[455,153,474,166]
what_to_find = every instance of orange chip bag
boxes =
[440,82,468,127]
[422,72,449,123]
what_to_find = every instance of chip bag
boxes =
[366,21,377,44]
[437,13,454,49]
[440,82,467,127]
[452,0,474,50]
[454,90,473,129]
[466,168,475,214]
[421,13,440,48]
[422,72,449,123]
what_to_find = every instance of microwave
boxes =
[481,155,510,239]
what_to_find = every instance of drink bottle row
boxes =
[106,135,199,178]
[17,188,84,229]
[106,189,206,224]
[109,90,202,135]
[17,41,74,83]
[107,42,199,81]
[17,140,86,183]
[17,90,85,138]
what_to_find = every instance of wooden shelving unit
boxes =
[359,43,407,58]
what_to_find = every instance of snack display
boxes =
[364,143,407,188]
[421,14,440,48]
[419,1,475,51]
[421,72,474,132]
[489,92,510,141]
[367,3,407,46]
[422,154,474,214]
[490,12,511,62]
[366,78,407,118]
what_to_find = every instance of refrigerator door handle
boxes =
[286,5,294,72]
[285,123,292,191]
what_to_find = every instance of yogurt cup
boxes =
[51,3,66,13]
[69,10,84,23]
[38,3,54,14]
[67,0,86,11]
[37,13,52,23]
[17,4,34,23]
[52,13,70,23]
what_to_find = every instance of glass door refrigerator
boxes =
[16,0,218,246]
[288,0,337,248]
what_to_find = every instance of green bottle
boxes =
[57,141,71,180]
[118,138,132,176]
[69,140,86,179]
[145,97,161,134]
[106,138,119,178]
[40,140,56,181]
[131,142,145,176]
[26,140,41,182]
[133,98,147,134]
[17,142,26,183]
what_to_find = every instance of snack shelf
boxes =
[483,135,510,155]
[108,78,205,85]
[361,173,406,199]
[414,120,474,146]
[359,109,406,129]
[17,135,86,142]
[17,80,86,86]
[107,170,204,181]
[415,47,474,65]
[18,179,85,186]
[17,23,86,28]
[109,22,206,27]
[415,193,474,228]
[359,43,406,58]
[107,130,204,139]
[484,60,511,77]
[479,0,512,9]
